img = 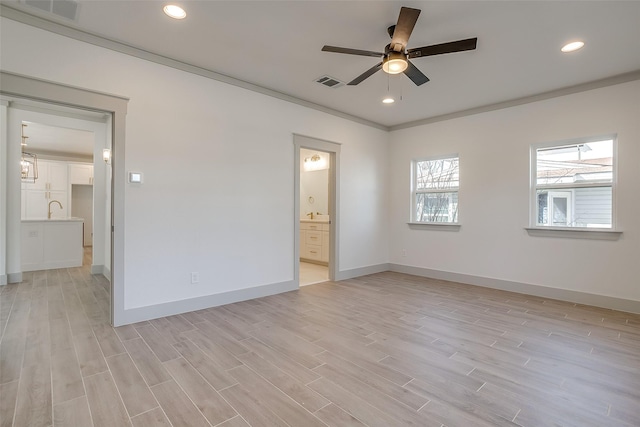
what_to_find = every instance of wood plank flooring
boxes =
[1,263,639,426]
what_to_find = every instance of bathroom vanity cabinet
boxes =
[300,220,330,264]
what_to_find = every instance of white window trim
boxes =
[411,154,460,225]
[528,134,620,238]
[407,222,461,231]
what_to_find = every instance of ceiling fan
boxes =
[322,7,477,86]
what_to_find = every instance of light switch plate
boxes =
[128,172,143,183]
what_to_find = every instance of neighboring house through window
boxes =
[413,155,459,223]
[532,136,615,228]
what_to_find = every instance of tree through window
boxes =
[413,156,459,223]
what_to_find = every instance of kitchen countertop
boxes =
[22,217,84,222]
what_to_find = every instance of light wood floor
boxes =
[1,266,639,427]
[299,262,329,287]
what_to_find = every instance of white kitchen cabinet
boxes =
[24,190,68,219]
[24,160,67,191]
[21,218,83,271]
[22,160,69,219]
[300,221,330,265]
[47,161,68,191]
[69,163,94,185]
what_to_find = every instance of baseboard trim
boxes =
[7,272,22,284]
[92,264,111,281]
[117,279,298,326]
[336,263,390,281]
[22,260,82,272]
[102,266,111,281]
[0,275,6,285]
[389,264,640,314]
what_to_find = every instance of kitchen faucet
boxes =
[48,200,62,219]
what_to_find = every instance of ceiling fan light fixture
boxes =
[382,52,408,74]
[163,4,186,19]
[561,40,584,53]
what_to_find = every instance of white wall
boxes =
[389,80,640,304]
[0,18,389,320]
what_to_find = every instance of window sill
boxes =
[408,222,461,231]
[525,227,622,241]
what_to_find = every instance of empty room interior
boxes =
[1,1,639,427]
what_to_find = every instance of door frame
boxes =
[0,71,128,326]
[293,134,340,285]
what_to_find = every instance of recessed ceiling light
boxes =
[561,41,584,53]
[163,5,186,19]
[382,97,395,104]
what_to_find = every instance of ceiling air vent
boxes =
[315,76,344,89]
[23,0,79,21]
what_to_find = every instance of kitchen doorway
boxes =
[1,71,127,325]
[293,135,340,287]
[10,105,110,275]
[3,99,112,317]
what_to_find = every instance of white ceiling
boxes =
[4,1,640,128]
[22,121,94,157]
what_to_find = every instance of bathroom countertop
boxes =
[300,219,330,224]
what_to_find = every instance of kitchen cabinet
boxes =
[24,190,68,219]
[300,221,330,265]
[22,160,69,219]
[21,218,83,271]
[23,159,68,191]
[69,163,94,185]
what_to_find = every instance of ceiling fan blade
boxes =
[407,38,477,59]
[347,62,383,85]
[322,45,383,58]
[404,61,430,86]
[390,7,421,52]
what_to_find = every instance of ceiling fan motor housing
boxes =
[382,51,408,74]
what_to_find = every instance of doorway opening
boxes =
[299,148,330,286]
[4,99,112,315]
[1,71,127,325]
[293,135,340,287]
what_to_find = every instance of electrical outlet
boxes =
[401,249,407,257]
[190,272,199,284]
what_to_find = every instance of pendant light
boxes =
[20,123,38,183]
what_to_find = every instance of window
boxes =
[413,155,459,223]
[532,137,614,228]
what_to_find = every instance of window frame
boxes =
[411,154,460,225]
[529,134,618,231]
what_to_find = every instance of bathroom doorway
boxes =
[294,135,340,287]
[299,148,330,285]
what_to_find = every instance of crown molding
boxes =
[391,70,640,131]
[0,3,388,132]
